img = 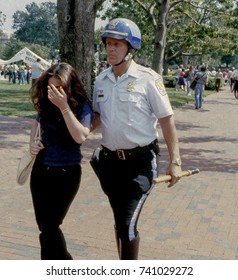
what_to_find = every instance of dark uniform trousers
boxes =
[98,146,157,242]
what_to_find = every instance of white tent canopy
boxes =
[0,47,51,69]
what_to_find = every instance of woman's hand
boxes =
[30,141,44,157]
[47,84,68,110]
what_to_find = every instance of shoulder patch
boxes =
[155,78,167,96]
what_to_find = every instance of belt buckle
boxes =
[117,149,126,160]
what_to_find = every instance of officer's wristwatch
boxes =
[171,158,182,166]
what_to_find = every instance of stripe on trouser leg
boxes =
[128,193,148,241]
[128,152,158,241]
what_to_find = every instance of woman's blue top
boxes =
[36,102,93,166]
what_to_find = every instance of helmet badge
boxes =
[108,19,119,30]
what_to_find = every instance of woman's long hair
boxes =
[31,62,91,119]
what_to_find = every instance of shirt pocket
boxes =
[119,91,142,104]
[119,90,144,121]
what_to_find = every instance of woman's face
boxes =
[48,76,63,90]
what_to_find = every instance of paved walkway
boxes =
[1,86,238,260]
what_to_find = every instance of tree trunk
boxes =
[57,0,104,96]
[152,0,170,75]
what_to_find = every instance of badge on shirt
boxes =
[127,81,136,92]
[155,78,166,96]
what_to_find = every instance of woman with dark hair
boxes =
[29,62,93,259]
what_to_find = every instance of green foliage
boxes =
[0,11,6,27]
[163,75,177,88]
[1,38,24,60]
[2,38,50,61]
[205,76,225,90]
[12,2,58,54]
[206,78,216,90]
[102,0,238,68]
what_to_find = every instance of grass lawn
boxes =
[0,79,35,118]
[0,78,214,118]
[166,87,213,108]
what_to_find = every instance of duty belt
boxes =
[101,139,160,161]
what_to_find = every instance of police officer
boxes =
[92,18,182,260]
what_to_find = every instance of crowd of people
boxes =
[172,64,237,109]
[0,58,45,86]
[173,64,235,92]
[1,62,32,85]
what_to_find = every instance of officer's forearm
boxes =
[159,115,181,161]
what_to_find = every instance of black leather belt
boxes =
[102,139,159,160]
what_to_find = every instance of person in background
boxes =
[18,62,25,85]
[214,69,223,92]
[12,62,19,84]
[184,65,194,96]
[26,65,31,85]
[3,64,8,79]
[29,62,93,259]
[223,70,228,86]
[176,68,186,92]
[231,66,238,99]
[191,65,208,110]
[211,68,216,77]
[8,64,13,83]
[228,67,235,92]
[92,18,182,260]
[31,58,45,85]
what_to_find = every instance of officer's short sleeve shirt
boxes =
[93,60,173,150]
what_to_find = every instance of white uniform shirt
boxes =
[93,60,173,150]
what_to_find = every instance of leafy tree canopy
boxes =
[12,1,58,55]
[101,0,238,70]
[0,11,6,38]
[2,38,50,61]
[0,11,6,27]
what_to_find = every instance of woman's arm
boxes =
[60,107,90,144]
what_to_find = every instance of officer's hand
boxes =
[166,164,182,188]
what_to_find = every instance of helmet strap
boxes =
[114,48,136,66]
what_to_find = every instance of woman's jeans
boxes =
[30,163,81,260]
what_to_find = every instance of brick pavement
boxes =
[1,86,238,260]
